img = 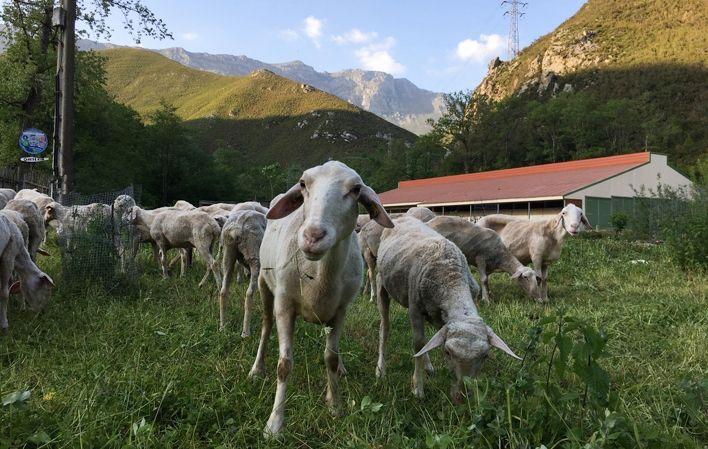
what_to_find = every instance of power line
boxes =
[502,0,527,59]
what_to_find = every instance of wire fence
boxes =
[54,185,142,292]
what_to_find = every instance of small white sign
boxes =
[20,156,49,163]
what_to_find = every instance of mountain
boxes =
[151,47,444,134]
[100,47,415,168]
[472,0,707,168]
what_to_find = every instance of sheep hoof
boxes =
[248,365,265,378]
[263,416,284,439]
[375,365,385,379]
[241,330,251,338]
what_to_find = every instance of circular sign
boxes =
[18,128,48,155]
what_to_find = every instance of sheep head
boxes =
[267,161,393,261]
[414,319,520,403]
[10,272,54,312]
[555,204,591,236]
[511,266,542,299]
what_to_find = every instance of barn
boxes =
[378,152,693,229]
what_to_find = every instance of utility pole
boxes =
[502,0,527,59]
[51,0,76,200]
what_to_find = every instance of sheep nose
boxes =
[303,225,327,244]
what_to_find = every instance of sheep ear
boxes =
[358,185,394,228]
[9,281,21,294]
[581,212,592,229]
[414,325,447,358]
[553,213,563,228]
[487,326,521,360]
[40,273,55,288]
[37,248,50,257]
[511,267,523,279]
[266,184,303,220]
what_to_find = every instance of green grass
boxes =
[1,236,706,448]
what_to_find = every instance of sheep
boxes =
[43,201,111,237]
[375,216,520,402]
[112,195,137,270]
[15,189,53,212]
[149,209,222,288]
[428,216,542,303]
[126,206,173,267]
[0,188,16,209]
[4,199,46,261]
[0,210,29,246]
[248,161,393,438]
[219,209,266,335]
[476,203,591,301]
[0,214,54,334]
[233,201,269,215]
[355,214,371,232]
[359,206,436,302]
[173,200,196,210]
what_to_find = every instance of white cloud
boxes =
[181,32,199,41]
[355,37,405,75]
[303,16,324,47]
[455,34,504,63]
[279,29,299,42]
[332,28,378,45]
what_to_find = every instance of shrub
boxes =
[609,211,628,233]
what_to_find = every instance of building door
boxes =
[585,197,611,229]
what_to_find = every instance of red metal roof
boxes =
[378,152,651,206]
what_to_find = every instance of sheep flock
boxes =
[1,161,593,439]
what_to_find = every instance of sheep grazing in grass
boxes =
[43,202,112,246]
[428,216,542,303]
[4,199,46,261]
[0,214,54,334]
[477,204,591,301]
[15,189,53,213]
[149,210,222,288]
[359,206,435,301]
[249,161,393,438]
[219,209,266,335]
[376,216,520,403]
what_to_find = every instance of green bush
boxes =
[610,212,628,233]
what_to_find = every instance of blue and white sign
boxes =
[18,128,49,155]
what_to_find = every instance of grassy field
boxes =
[1,235,706,448]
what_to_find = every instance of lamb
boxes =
[0,188,16,209]
[15,189,53,212]
[375,216,520,402]
[0,214,54,334]
[359,206,436,301]
[219,209,266,335]
[149,209,222,288]
[476,204,591,301]
[4,199,46,261]
[249,161,393,438]
[428,216,542,303]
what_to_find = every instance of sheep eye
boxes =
[350,184,362,195]
[299,180,306,189]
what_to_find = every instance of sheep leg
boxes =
[157,244,170,279]
[150,242,160,267]
[364,248,376,303]
[409,309,427,399]
[219,244,237,331]
[264,301,296,439]
[0,264,11,334]
[324,306,346,415]
[362,265,370,297]
[477,258,490,303]
[249,274,273,378]
[540,263,549,302]
[242,262,259,338]
[235,264,244,284]
[375,273,390,378]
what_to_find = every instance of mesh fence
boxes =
[55,186,142,291]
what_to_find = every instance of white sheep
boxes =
[359,206,436,301]
[0,188,16,209]
[4,199,46,261]
[428,216,542,302]
[219,209,266,335]
[376,216,520,402]
[15,189,53,213]
[0,214,54,334]
[43,201,111,236]
[233,201,269,215]
[173,200,196,210]
[149,209,222,288]
[249,161,393,438]
[477,204,591,301]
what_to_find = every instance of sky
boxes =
[96,0,587,93]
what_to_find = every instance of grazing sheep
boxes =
[4,199,46,261]
[376,216,520,402]
[15,189,53,212]
[149,209,222,288]
[359,206,436,302]
[428,216,542,303]
[477,204,591,301]
[219,209,266,335]
[43,201,111,237]
[173,200,196,210]
[249,161,393,438]
[0,188,16,209]
[355,214,371,232]
[233,201,269,215]
[0,210,29,246]
[0,214,54,334]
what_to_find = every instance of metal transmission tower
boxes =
[502,0,527,59]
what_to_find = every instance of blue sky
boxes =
[98,0,587,93]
